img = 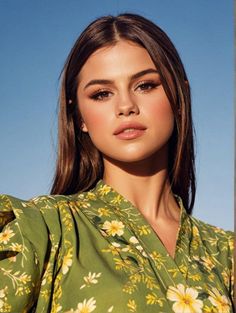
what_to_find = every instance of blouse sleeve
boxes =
[0,194,49,312]
[227,231,234,303]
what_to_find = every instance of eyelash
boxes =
[135,81,160,91]
[89,80,160,101]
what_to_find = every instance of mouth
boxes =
[113,122,146,140]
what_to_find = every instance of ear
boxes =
[81,121,88,132]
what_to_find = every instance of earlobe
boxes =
[81,122,88,132]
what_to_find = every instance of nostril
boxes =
[116,100,140,117]
[128,110,136,115]
[118,110,136,116]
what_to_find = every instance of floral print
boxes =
[0,180,234,312]
[102,220,124,236]
[66,297,96,313]
[208,288,231,313]
[0,288,6,310]
[80,272,101,289]
[167,284,203,313]
[0,227,14,244]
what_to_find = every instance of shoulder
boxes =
[0,193,62,223]
[189,215,234,263]
[0,191,91,234]
[0,192,77,215]
[0,193,77,252]
[190,215,233,241]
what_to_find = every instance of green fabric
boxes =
[0,180,234,313]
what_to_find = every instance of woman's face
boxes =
[77,40,174,165]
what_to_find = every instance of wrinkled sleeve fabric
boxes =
[0,194,49,313]
[227,231,234,303]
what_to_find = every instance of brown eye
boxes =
[90,90,112,101]
[136,82,159,91]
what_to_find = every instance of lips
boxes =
[113,122,146,140]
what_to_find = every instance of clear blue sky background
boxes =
[0,0,233,230]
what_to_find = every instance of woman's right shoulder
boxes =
[0,192,79,230]
[0,193,78,312]
[0,193,65,226]
[0,192,75,217]
[0,193,82,274]
[0,193,75,259]
[0,191,89,237]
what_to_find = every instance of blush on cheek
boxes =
[82,111,107,134]
[150,99,174,122]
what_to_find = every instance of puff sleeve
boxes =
[0,194,49,312]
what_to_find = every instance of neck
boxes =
[102,149,180,223]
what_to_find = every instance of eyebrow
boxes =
[83,68,159,90]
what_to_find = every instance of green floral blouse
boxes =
[0,180,234,313]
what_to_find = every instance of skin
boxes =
[77,40,180,257]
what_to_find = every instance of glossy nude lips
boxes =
[113,122,146,140]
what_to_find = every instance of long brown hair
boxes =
[51,13,196,214]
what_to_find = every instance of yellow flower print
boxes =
[188,273,201,282]
[114,258,131,271]
[221,270,230,286]
[86,192,96,200]
[192,226,200,237]
[0,227,15,244]
[200,256,214,270]
[10,242,22,252]
[110,195,122,205]
[62,249,73,275]
[98,185,111,196]
[167,284,203,313]
[146,293,164,306]
[98,207,110,217]
[102,220,124,236]
[208,288,230,313]
[150,251,166,263]
[0,288,6,309]
[127,299,137,312]
[102,242,121,255]
[179,264,188,277]
[137,225,151,236]
[19,273,31,284]
[53,303,62,312]
[228,238,234,251]
[80,272,101,289]
[207,237,217,246]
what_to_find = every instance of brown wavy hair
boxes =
[51,13,196,214]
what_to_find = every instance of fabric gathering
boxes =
[0,180,234,312]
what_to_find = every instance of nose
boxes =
[115,93,140,117]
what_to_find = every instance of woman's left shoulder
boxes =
[190,215,234,254]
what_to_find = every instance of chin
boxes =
[103,147,167,165]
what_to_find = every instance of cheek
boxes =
[79,104,111,135]
[147,95,174,128]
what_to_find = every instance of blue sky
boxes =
[0,0,233,230]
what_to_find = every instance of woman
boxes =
[0,13,234,313]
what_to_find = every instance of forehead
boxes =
[78,40,156,82]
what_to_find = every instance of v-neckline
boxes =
[91,180,192,263]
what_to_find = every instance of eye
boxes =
[135,81,160,92]
[90,90,113,101]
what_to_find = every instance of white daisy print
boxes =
[102,220,124,236]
